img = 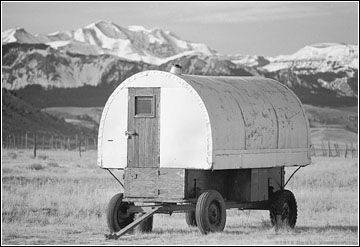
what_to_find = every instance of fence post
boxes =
[328,141,332,157]
[345,143,348,158]
[310,144,315,156]
[334,143,339,157]
[78,135,82,158]
[67,137,70,150]
[13,135,16,149]
[321,141,326,157]
[25,132,28,149]
[33,133,37,158]
[351,142,355,158]
[49,136,53,149]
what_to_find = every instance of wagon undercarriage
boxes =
[104,166,298,239]
[105,189,297,239]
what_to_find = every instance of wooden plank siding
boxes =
[127,88,160,168]
[124,168,185,200]
[124,168,158,198]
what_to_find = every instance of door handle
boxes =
[125,130,137,139]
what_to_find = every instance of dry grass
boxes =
[2,150,358,245]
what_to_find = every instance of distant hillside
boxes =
[2,89,97,137]
[310,128,358,146]
[12,84,115,108]
[304,104,358,132]
[42,107,103,130]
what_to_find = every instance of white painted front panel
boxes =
[100,89,128,168]
[98,71,213,169]
[160,88,212,169]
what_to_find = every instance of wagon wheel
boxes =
[136,214,153,233]
[195,190,226,234]
[185,211,197,227]
[269,189,297,230]
[106,193,135,233]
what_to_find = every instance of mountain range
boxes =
[2,21,217,65]
[2,20,358,108]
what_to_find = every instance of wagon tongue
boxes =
[105,206,162,239]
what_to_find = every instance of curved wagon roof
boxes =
[98,70,311,170]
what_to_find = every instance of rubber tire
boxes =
[185,211,197,227]
[136,215,153,233]
[195,190,226,234]
[269,189,297,229]
[106,193,135,233]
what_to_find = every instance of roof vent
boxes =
[170,64,182,75]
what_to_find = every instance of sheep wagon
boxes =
[98,66,311,239]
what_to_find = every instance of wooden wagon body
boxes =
[98,68,311,238]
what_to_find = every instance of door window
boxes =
[135,96,155,117]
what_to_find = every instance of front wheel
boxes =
[195,190,226,234]
[106,193,135,233]
[269,189,297,230]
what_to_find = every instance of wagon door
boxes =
[127,87,160,168]
[125,88,160,198]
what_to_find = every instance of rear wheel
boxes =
[195,190,226,234]
[185,211,197,227]
[269,190,297,230]
[106,193,135,233]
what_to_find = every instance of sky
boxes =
[1,1,359,56]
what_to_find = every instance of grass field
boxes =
[2,150,358,245]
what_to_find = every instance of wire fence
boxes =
[310,141,358,158]
[2,132,97,157]
[2,133,358,158]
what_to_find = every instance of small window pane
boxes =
[135,96,153,116]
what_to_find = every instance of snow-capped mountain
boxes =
[2,43,154,90]
[263,43,358,72]
[227,43,358,98]
[1,21,358,107]
[2,21,217,65]
[230,54,270,67]
[2,28,46,44]
[257,43,358,98]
